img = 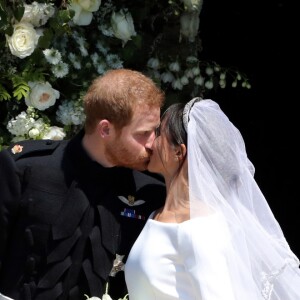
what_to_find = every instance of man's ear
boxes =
[97,120,111,138]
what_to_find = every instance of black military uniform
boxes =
[0,130,166,300]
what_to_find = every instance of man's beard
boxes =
[105,140,151,171]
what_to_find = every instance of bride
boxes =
[125,98,300,299]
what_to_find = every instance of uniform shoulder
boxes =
[2,139,66,161]
[133,170,165,187]
[133,170,166,207]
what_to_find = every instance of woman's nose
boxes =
[145,131,156,149]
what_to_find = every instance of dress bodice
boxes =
[125,212,238,300]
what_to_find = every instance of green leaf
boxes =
[0,84,11,101]
[58,9,74,23]
[38,28,54,49]
[21,61,46,83]
[12,77,30,101]
[2,24,14,36]
[48,9,73,36]
[0,6,7,22]
[13,4,25,22]
[0,0,7,13]
[132,35,142,49]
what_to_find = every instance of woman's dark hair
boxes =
[159,103,187,148]
[154,102,188,176]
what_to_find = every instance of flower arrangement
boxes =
[84,283,128,300]
[0,0,251,148]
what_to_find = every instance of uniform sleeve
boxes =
[0,150,22,270]
[178,214,236,300]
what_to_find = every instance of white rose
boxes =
[76,0,101,11]
[28,128,40,138]
[70,0,101,26]
[6,22,40,59]
[42,126,66,140]
[111,9,136,47]
[25,81,60,111]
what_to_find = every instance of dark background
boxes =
[200,0,299,256]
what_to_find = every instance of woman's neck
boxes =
[155,173,190,223]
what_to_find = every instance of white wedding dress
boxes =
[125,212,259,300]
[126,99,300,300]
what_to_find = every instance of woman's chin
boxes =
[147,164,160,175]
[147,161,154,172]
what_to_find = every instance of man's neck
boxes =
[82,133,114,167]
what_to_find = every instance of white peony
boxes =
[111,9,136,47]
[42,126,66,140]
[25,81,60,111]
[69,0,101,26]
[6,22,40,59]
[21,1,55,27]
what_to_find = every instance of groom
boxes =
[0,69,166,300]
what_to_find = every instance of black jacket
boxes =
[0,131,166,300]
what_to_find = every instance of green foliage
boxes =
[0,0,251,146]
[0,84,11,101]
[0,0,13,34]
[12,77,30,101]
[38,28,54,49]
[48,9,73,35]
[0,0,26,32]
[14,4,25,22]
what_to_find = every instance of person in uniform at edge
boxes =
[0,69,166,300]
